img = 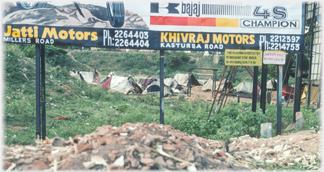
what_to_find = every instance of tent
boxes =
[173,73,201,87]
[267,79,277,90]
[301,85,319,103]
[137,78,154,90]
[198,79,208,86]
[100,71,116,84]
[101,75,142,94]
[142,79,173,97]
[70,70,101,85]
[164,78,185,94]
[201,79,225,91]
[233,81,260,94]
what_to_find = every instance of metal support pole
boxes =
[223,66,238,107]
[188,69,192,97]
[252,66,259,112]
[212,70,217,98]
[35,45,41,139]
[318,55,322,109]
[207,66,227,122]
[277,65,283,135]
[41,45,46,140]
[293,53,303,122]
[261,64,267,114]
[160,50,164,125]
[307,3,316,106]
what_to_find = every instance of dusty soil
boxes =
[179,86,317,108]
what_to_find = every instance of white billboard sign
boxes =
[3,1,305,52]
[263,51,287,65]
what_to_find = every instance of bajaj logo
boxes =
[150,3,179,14]
[151,2,201,17]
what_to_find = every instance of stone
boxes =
[96,126,109,136]
[174,142,182,150]
[23,160,49,171]
[217,150,227,157]
[24,158,34,164]
[260,123,273,138]
[163,144,176,151]
[296,112,304,130]
[140,158,155,166]
[315,109,321,120]
[3,161,11,170]
[154,156,166,167]
[187,165,197,171]
[130,158,140,167]
[72,134,81,143]
[108,150,119,161]
[166,159,174,168]
[83,161,95,169]
[92,155,108,166]
[52,137,65,147]
[106,137,117,145]
[113,155,125,166]
[77,144,92,152]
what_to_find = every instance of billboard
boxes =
[225,50,262,66]
[2,1,305,52]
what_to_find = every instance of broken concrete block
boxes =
[296,112,304,130]
[260,123,272,138]
[51,137,65,147]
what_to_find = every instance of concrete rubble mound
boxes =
[228,130,321,170]
[3,122,249,171]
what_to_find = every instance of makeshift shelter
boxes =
[198,79,208,86]
[101,75,142,94]
[233,81,260,94]
[100,71,116,84]
[301,85,319,103]
[142,79,173,97]
[201,79,225,91]
[69,70,101,85]
[164,78,185,94]
[137,78,154,90]
[173,73,201,87]
[69,70,81,80]
[266,79,277,91]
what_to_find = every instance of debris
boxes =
[2,123,320,171]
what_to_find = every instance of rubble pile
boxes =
[3,122,249,171]
[228,130,321,170]
[3,123,321,171]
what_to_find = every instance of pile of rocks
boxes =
[3,122,249,171]
[3,122,321,171]
[228,130,321,170]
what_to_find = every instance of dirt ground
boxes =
[179,86,316,108]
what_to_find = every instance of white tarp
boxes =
[164,78,184,94]
[174,73,189,86]
[142,80,173,96]
[70,70,100,85]
[173,73,201,86]
[110,76,133,94]
[267,79,277,90]
[202,79,224,91]
[234,81,260,94]
[79,72,97,84]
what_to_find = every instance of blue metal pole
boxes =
[35,45,41,139]
[160,50,164,125]
[41,45,46,140]
[277,65,283,135]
